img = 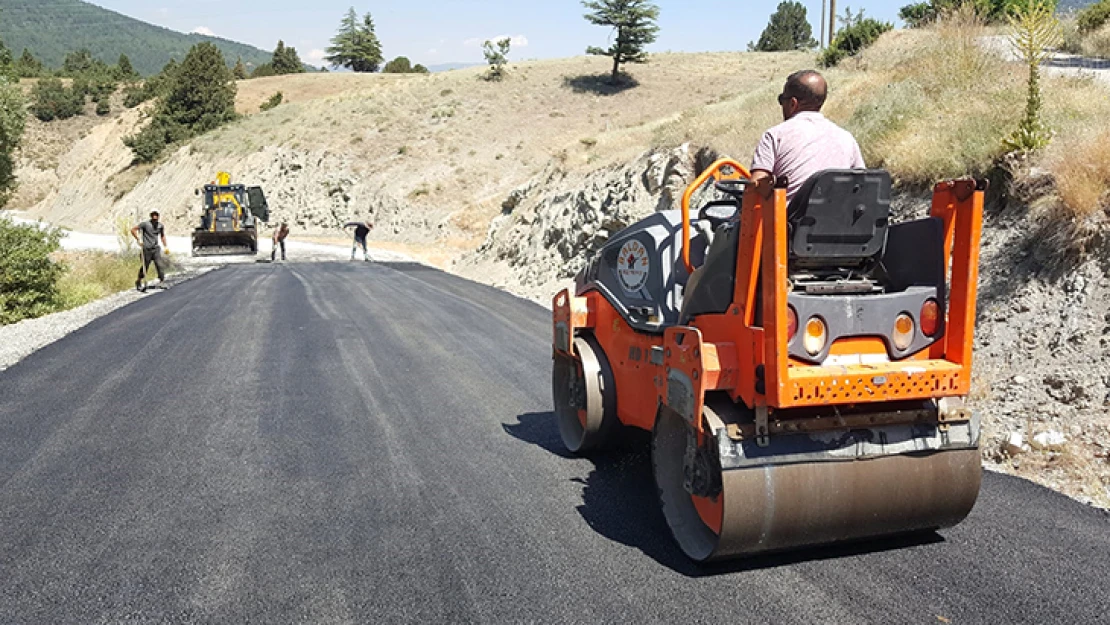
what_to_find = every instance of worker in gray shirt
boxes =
[131,211,170,290]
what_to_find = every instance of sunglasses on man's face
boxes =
[777,93,793,105]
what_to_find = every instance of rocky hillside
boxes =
[12,52,810,261]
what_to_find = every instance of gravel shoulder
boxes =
[0,267,215,372]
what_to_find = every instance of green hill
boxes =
[0,0,274,75]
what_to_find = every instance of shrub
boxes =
[382,56,414,73]
[95,98,110,116]
[29,77,84,122]
[0,78,26,208]
[1083,21,1110,57]
[251,63,277,79]
[899,2,937,27]
[123,85,148,108]
[260,91,284,112]
[820,18,894,66]
[123,116,188,163]
[0,218,65,325]
[1077,0,1110,34]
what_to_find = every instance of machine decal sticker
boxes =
[617,240,650,293]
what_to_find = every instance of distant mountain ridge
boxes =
[0,0,274,75]
[1058,0,1099,13]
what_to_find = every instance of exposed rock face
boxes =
[74,145,449,244]
[456,144,712,295]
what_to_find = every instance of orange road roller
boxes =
[552,159,984,562]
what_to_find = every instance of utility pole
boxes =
[829,0,838,45]
[820,0,827,48]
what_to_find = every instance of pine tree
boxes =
[0,76,27,208]
[124,43,238,163]
[62,49,100,76]
[752,1,818,51]
[233,57,248,80]
[0,36,12,80]
[272,40,306,74]
[117,54,138,80]
[325,8,384,72]
[14,49,43,78]
[582,0,661,84]
[163,42,237,133]
[481,39,511,81]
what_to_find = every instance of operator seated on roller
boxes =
[749,69,865,200]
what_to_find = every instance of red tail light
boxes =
[787,306,798,341]
[921,299,940,337]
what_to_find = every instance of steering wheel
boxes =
[714,178,751,201]
[698,201,738,230]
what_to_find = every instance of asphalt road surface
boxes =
[1,263,1107,624]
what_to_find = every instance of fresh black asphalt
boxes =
[0,263,1107,623]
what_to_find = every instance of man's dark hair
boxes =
[150,211,160,217]
[784,70,828,110]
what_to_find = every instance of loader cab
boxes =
[199,184,252,232]
[246,186,270,224]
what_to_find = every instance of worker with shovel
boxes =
[344,218,374,262]
[131,211,169,291]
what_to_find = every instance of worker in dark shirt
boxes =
[345,219,374,262]
[130,211,169,290]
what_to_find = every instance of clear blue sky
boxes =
[89,1,909,67]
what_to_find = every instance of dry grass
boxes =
[1082,22,1110,57]
[232,73,413,115]
[53,251,148,308]
[1049,128,1110,218]
[194,52,811,210]
[998,445,1110,509]
[829,16,1022,186]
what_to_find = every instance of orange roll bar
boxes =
[680,158,751,274]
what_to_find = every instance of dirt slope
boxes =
[15,52,810,258]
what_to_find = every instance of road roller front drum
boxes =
[553,336,617,454]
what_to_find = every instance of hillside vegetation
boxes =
[0,0,272,75]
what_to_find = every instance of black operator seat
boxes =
[787,169,892,272]
[679,169,893,324]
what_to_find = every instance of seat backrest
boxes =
[788,169,891,268]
